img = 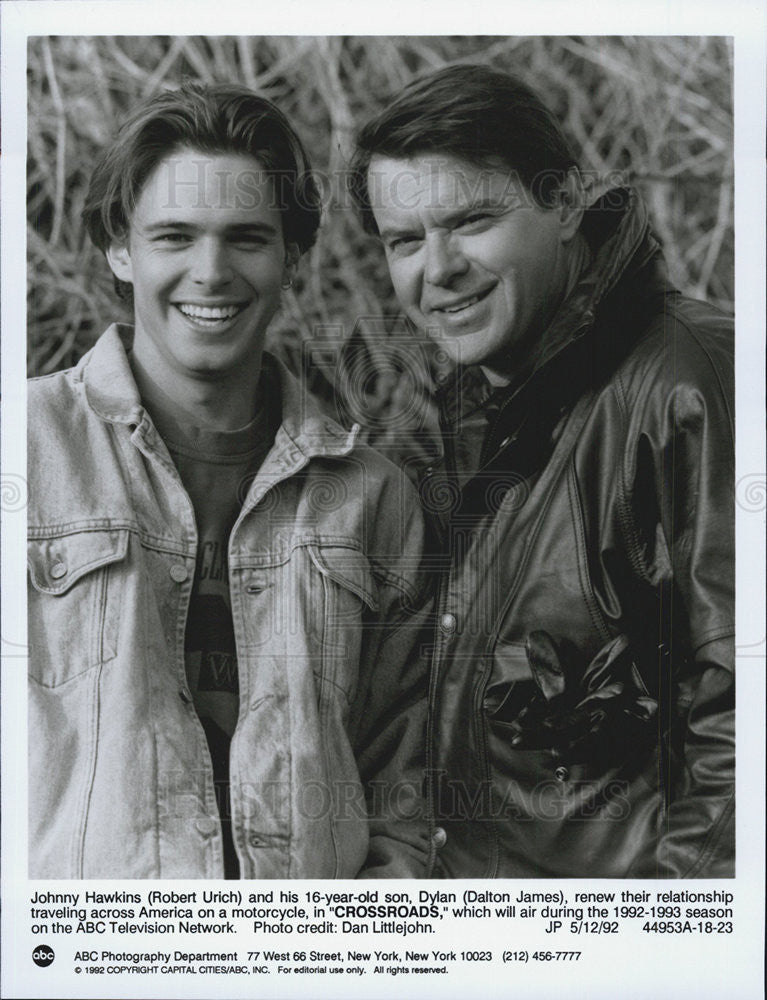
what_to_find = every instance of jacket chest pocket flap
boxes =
[306,545,379,702]
[308,545,379,617]
[28,529,130,687]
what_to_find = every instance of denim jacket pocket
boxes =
[307,544,379,705]
[28,528,129,687]
[308,545,380,614]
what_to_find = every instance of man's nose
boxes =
[424,232,468,286]
[190,238,233,287]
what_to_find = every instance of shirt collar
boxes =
[81,323,360,462]
[438,186,659,420]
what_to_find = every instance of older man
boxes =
[350,64,734,878]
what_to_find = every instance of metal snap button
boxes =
[249,833,265,848]
[179,688,192,704]
[50,561,67,579]
[554,765,569,782]
[431,826,447,849]
[169,563,188,583]
[440,613,457,634]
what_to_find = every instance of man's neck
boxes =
[130,343,262,432]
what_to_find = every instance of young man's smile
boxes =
[107,147,296,394]
[173,301,249,329]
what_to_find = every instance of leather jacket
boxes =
[28,326,431,879]
[423,188,734,878]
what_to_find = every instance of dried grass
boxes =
[27,36,733,462]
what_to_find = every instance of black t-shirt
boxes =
[142,385,277,877]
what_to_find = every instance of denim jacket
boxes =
[28,325,430,879]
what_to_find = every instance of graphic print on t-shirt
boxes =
[185,592,239,739]
[136,363,279,878]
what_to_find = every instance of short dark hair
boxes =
[83,82,322,291]
[349,64,579,235]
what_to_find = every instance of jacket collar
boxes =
[535,187,657,371]
[80,323,360,464]
[438,187,664,426]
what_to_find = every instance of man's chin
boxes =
[170,349,250,381]
[431,336,494,372]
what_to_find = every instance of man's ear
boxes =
[557,168,587,243]
[282,243,300,289]
[106,242,133,283]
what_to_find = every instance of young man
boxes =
[28,84,430,879]
[350,65,734,878]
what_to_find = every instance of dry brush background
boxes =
[27,35,733,465]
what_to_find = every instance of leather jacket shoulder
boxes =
[427,189,734,879]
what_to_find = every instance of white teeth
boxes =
[177,304,241,320]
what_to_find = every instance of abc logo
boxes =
[32,945,55,967]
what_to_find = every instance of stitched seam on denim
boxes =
[314,673,353,705]
[28,553,127,595]
[29,521,136,537]
[29,523,197,559]
[321,571,341,879]
[74,665,102,877]
[230,537,363,570]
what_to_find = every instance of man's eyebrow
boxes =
[378,223,421,240]
[141,220,200,232]
[141,220,280,235]
[224,222,281,237]
[440,197,509,223]
[378,198,508,239]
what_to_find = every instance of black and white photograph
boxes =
[2,4,764,999]
[24,31,736,881]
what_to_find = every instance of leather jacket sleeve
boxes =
[621,313,734,877]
